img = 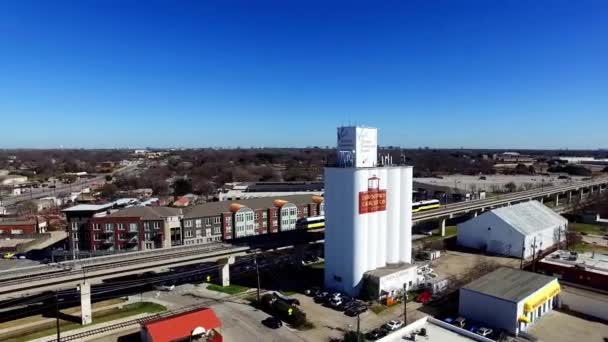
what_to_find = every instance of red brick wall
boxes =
[222,213,232,240]
[268,208,279,233]
[254,209,266,235]
[90,216,141,251]
[538,262,608,291]
[0,223,37,236]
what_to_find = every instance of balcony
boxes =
[127,236,138,245]
[128,228,139,234]
[102,238,115,245]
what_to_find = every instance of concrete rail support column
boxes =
[439,218,446,237]
[580,189,585,200]
[218,256,235,287]
[78,282,92,325]
[568,191,572,203]
[473,211,478,218]
[540,197,544,204]
[555,194,559,206]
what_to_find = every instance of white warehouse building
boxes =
[457,201,567,259]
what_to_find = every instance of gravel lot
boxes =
[528,310,608,342]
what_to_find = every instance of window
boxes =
[129,223,138,232]
[213,226,221,235]
[184,220,193,228]
[93,223,100,231]
[213,216,221,224]
[272,219,278,226]
[118,223,125,230]
[272,211,278,218]
[254,213,259,220]
[185,230,193,238]
[105,223,113,231]
[144,222,149,229]
[263,221,267,228]
[297,208,301,216]
[262,212,267,218]
[118,233,126,240]
[196,229,202,237]
[94,233,101,241]
[72,232,78,240]
[195,219,202,228]
[145,233,152,241]
[71,221,78,230]
[153,221,160,229]
[207,237,213,242]
[304,207,309,215]
[205,218,211,226]
[225,217,232,225]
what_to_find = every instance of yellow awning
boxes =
[518,315,531,323]
[523,281,560,313]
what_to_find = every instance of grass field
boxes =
[206,284,249,295]
[3,302,166,342]
[569,223,608,236]
[426,226,457,241]
[569,241,608,253]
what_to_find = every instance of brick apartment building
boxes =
[182,194,324,243]
[89,207,183,252]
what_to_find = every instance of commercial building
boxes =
[140,308,222,342]
[537,250,608,291]
[0,218,47,237]
[324,126,414,296]
[183,194,324,242]
[89,206,183,251]
[378,316,481,342]
[217,181,324,201]
[457,201,567,258]
[459,267,560,335]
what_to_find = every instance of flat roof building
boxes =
[537,250,608,291]
[459,267,560,335]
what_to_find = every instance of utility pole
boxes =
[55,291,60,342]
[520,238,525,270]
[356,313,361,342]
[531,236,537,272]
[255,251,261,303]
[403,283,408,324]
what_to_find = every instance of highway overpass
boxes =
[413,177,608,234]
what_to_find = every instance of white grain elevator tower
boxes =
[324,126,413,296]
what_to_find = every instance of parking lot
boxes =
[528,310,608,342]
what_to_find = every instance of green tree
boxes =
[504,182,517,192]
[100,183,118,199]
[105,175,113,182]
[172,178,193,196]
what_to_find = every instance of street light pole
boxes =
[403,283,408,324]
[55,291,61,342]
[255,251,261,303]
[356,313,361,342]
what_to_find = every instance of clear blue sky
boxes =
[1,1,606,149]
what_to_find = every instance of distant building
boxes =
[172,196,191,207]
[0,217,47,237]
[140,308,222,342]
[129,188,153,198]
[1,175,28,186]
[217,181,324,201]
[459,267,560,335]
[537,250,608,291]
[457,201,567,258]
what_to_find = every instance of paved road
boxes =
[0,164,140,207]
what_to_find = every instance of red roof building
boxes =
[141,308,222,342]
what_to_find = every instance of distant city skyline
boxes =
[0,1,606,149]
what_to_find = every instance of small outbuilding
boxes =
[457,200,567,259]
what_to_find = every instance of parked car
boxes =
[154,284,175,291]
[262,316,283,329]
[476,327,493,337]
[304,287,320,296]
[15,253,27,260]
[328,297,343,308]
[345,304,368,317]
[384,320,404,331]
[314,292,330,303]
[416,291,432,303]
[273,292,300,306]
[365,328,388,340]
[453,317,466,328]
[3,253,15,259]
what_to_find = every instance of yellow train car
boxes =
[412,199,441,213]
